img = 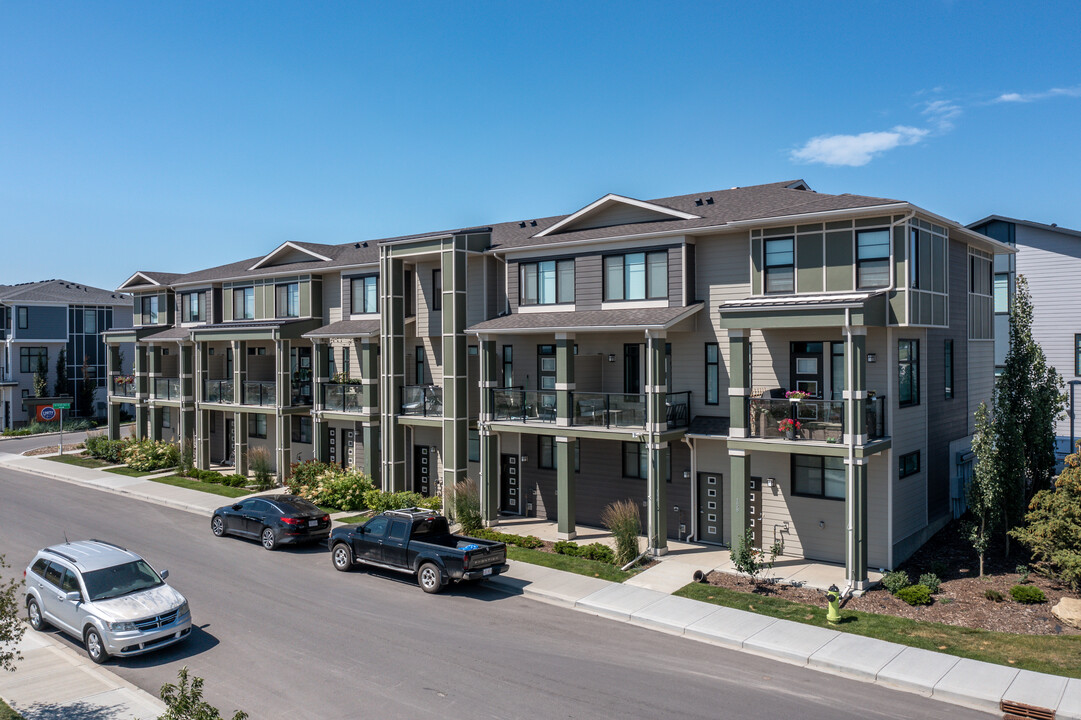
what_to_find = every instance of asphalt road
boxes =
[0,467,992,720]
[0,429,93,455]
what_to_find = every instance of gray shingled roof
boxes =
[142,327,192,341]
[169,241,379,286]
[467,303,703,333]
[302,319,381,338]
[0,279,131,305]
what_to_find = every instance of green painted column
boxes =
[441,235,468,513]
[728,330,750,439]
[845,330,868,442]
[233,411,248,476]
[195,343,210,470]
[556,436,577,540]
[276,339,291,409]
[359,340,378,413]
[649,442,668,550]
[729,449,750,549]
[478,337,499,526]
[362,424,379,480]
[232,341,246,405]
[149,406,163,442]
[134,345,148,440]
[846,458,869,588]
[314,417,329,463]
[277,413,292,480]
[646,332,668,554]
[379,249,406,491]
[313,341,329,412]
[106,344,121,440]
[180,344,194,403]
[555,333,575,427]
[107,402,120,441]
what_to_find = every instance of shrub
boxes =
[895,584,933,606]
[470,528,543,549]
[931,560,948,578]
[363,489,427,514]
[985,589,1005,602]
[1010,584,1046,604]
[160,665,248,720]
[918,572,941,594]
[248,447,274,491]
[287,460,336,492]
[881,570,910,595]
[1010,445,1081,590]
[122,439,180,471]
[179,441,194,476]
[600,499,641,567]
[553,540,579,556]
[1016,564,1031,584]
[578,542,615,564]
[453,478,482,533]
[222,475,249,488]
[730,528,780,585]
[84,432,126,463]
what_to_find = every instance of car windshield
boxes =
[277,498,320,514]
[82,560,163,602]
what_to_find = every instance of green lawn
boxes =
[104,466,162,477]
[336,514,371,524]
[675,582,1081,679]
[507,546,637,583]
[44,454,112,469]
[151,476,251,498]
[0,698,24,720]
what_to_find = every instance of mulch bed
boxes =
[703,520,1079,636]
[23,443,86,456]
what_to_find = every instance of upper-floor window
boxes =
[502,345,513,386]
[432,270,442,311]
[181,292,204,323]
[17,307,28,330]
[292,416,312,444]
[234,287,255,320]
[994,273,1009,313]
[20,347,47,374]
[856,229,890,288]
[603,251,667,301]
[351,276,378,314]
[83,309,97,334]
[764,238,794,293]
[520,260,574,305]
[970,255,992,296]
[276,282,299,318]
[1075,334,1081,377]
[944,339,954,399]
[705,343,719,405]
[898,339,919,407]
[140,296,159,325]
[909,228,920,288]
[899,450,920,478]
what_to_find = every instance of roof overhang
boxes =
[117,272,167,291]
[248,242,333,271]
[533,194,701,238]
[719,292,889,329]
[467,303,703,335]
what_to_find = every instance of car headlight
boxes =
[177,601,189,617]
[109,621,137,632]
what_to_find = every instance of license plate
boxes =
[483,567,492,576]
[308,520,318,527]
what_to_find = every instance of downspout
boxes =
[645,328,656,555]
[683,435,696,541]
[844,306,855,597]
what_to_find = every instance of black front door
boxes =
[500,453,519,515]
[697,472,723,544]
[225,417,234,464]
[790,342,824,398]
[624,344,641,394]
[414,445,431,497]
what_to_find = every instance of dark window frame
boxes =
[432,269,442,311]
[763,237,795,294]
[602,251,668,302]
[538,435,555,469]
[275,282,300,318]
[790,454,846,501]
[502,345,513,387]
[415,345,425,385]
[520,259,575,306]
[350,275,378,314]
[17,307,28,330]
[291,416,312,444]
[248,414,267,439]
[856,228,890,289]
[994,273,1010,314]
[233,287,255,320]
[705,342,719,405]
[468,430,480,463]
[141,295,159,325]
[181,292,203,323]
[622,442,648,479]
[899,450,920,478]
[944,339,954,399]
[898,339,920,407]
[910,228,920,289]
[20,346,47,374]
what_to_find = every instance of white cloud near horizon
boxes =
[995,84,1081,103]
[790,126,929,167]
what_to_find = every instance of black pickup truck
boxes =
[329,508,508,593]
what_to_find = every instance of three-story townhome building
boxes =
[107,180,1010,589]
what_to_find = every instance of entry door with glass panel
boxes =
[500,454,519,514]
[790,342,823,398]
[624,344,641,394]
[697,472,723,544]
[414,445,431,497]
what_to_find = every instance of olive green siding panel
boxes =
[893,225,906,289]
[825,231,854,292]
[796,235,824,293]
[855,216,891,229]
[889,291,906,325]
[763,226,795,237]
[750,237,763,295]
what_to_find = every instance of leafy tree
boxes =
[32,359,48,398]
[79,355,97,418]
[967,402,1003,576]
[730,528,782,589]
[159,666,247,720]
[1010,442,1081,591]
[0,555,26,672]
[53,349,70,398]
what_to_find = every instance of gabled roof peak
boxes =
[248,241,334,271]
[533,193,702,238]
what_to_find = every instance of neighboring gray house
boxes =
[0,280,133,429]
[969,216,1081,456]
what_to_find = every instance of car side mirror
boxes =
[65,591,81,603]
[231,504,242,511]
[160,569,170,580]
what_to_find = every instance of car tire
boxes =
[418,562,443,594]
[211,516,225,537]
[27,598,47,631]
[332,543,353,572]
[85,627,108,664]
[261,527,277,551]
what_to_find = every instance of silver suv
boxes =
[24,540,192,664]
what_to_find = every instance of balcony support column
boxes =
[556,436,577,540]
[233,411,248,476]
[195,343,210,470]
[844,325,869,589]
[479,336,499,526]
[359,340,378,413]
[555,333,575,428]
[646,330,668,554]
[180,343,194,404]
[729,448,750,550]
[232,341,246,405]
[379,249,406,492]
[276,339,291,409]
[149,405,163,442]
[728,329,750,440]
[106,345,121,440]
[134,345,148,440]
[441,235,468,512]
[277,413,292,480]
[107,403,120,441]
[313,341,329,412]
[361,424,379,480]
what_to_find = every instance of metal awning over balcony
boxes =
[467,303,703,335]
[302,319,380,339]
[718,291,889,329]
[190,318,322,342]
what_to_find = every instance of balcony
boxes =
[242,381,276,407]
[291,381,313,406]
[400,385,443,417]
[204,379,234,404]
[153,377,181,401]
[489,389,692,431]
[111,375,136,398]
[492,389,557,423]
[749,396,886,443]
[322,383,365,414]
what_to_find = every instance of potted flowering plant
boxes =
[778,418,801,440]
[785,390,809,402]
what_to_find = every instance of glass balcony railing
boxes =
[242,381,276,407]
[111,375,136,398]
[488,389,690,430]
[749,396,886,443]
[491,389,557,423]
[322,383,366,413]
[291,380,312,406]
[400,385,443,417]
[571,392,644,428]
[153,377,180,401]
[204,379,234,404]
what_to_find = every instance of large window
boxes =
[502,345,513,386]
[520,259,574,305]
[944,339,954,399]
[899,451,920,478]
[856,229,890,288]
[140,296,158,325]
[468,430,480,463]
[792,455,845,500]
[909,228,920,289]
[17,307,27,329]
[539,435,555,469]
[233,287,254,320]
[764,238,794,293]
[898,339,919,407]
[705,343,719,405]
[432,270,442,311]
[603,251,667,301]
[20,347,47,374]
[291,416,312,444]
[83,309,97,334]
[623,442,648,479]
[248,414,267,439]
[415,346,425,385]
[181,292,203,323]
[994,273,1010,314]
[275,282,299,318]
[351,276,378,314]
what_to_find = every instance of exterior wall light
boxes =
[866,353,877,363]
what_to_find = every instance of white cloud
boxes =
[790,126,929,167]
[923,99,962,131]
[995,85,1081,103]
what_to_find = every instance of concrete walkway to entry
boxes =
[494,515,882,594]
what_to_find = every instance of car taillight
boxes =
[321,515,330,523]
[463,554,470,570]
[280,517,301,525]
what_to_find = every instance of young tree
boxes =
[53,348,70,398]
[159,666,247,720]
[0,555,26,672]
[968,402,1003,576]
[1010,441,1081,590]
[80,355,97,418]
[32,358,48,397]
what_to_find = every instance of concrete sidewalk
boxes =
[3,450,1080,718]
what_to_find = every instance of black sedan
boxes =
[211,495,331,550]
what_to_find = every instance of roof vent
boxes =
[695,199,703,206]
[519,222,526,228]
[530,220,537,227]
[706,197,714,205]
[354,243,360,248]
[1051,223,1058,227]
[362,241,368,247]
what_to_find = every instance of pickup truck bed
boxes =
[329,508,508,593]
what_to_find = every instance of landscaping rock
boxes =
[1052,597,1081,629]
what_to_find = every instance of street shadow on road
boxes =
[117,624,220,669]
[345,566,512,602]
[19,699,122,720]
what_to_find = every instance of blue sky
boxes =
[2,1,1079,291]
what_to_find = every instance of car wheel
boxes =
[211,516,225,537]
[85,627,108,664]
[332,543,353,571]
[261,527,277,551]
[27,598,47,631]
[418,563,443,594]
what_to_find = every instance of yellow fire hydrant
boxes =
[825,584,842,625]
